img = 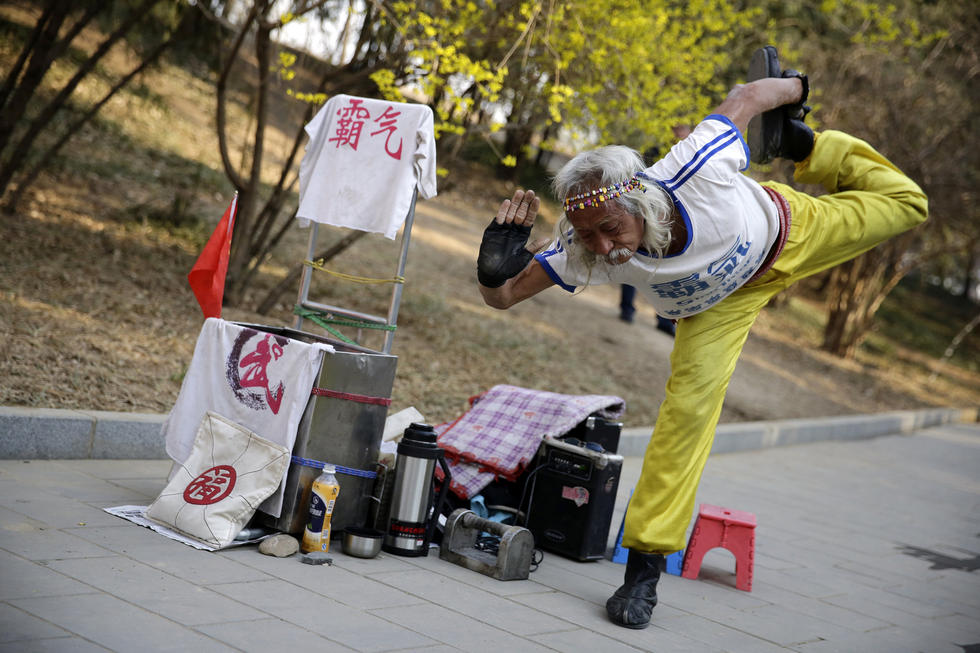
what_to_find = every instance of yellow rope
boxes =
[304,259,405,285]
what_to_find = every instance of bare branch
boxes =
[0,0,66,111]
[215,2,260,192]
[0,0,158,195]
[4,17,183,211]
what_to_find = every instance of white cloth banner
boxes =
[297,94,437,238]
[162,318,334,516]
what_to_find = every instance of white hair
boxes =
[551,145,674,269]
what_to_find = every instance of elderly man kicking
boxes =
[475,47,927,629]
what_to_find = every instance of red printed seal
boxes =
[183,465,237,505]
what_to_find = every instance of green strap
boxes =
[293,306,396,346]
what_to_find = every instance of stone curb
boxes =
[0,406,168,459]
[614,406,979,457]
[0,405,976,460]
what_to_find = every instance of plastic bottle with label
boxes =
[301,465,340,553]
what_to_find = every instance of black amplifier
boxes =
[527,437,623,561]
[563,414,623,453]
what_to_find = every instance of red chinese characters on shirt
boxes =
[225,329,290,414]
[183,465,237,505]
[328,98,404,160]
[239,334,285,414]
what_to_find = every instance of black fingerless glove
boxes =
[477,218,534,288]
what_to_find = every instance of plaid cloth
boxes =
[435,384,625,499]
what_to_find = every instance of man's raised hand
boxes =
[477,189,542,288]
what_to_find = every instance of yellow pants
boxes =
[622,130,929,554]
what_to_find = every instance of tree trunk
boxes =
[214,0,263,304]
[226,7,325,305]
[821,237,919,359]
[928,311,980,383]
[822,254,885,358]
[961,240,979,300]
[4,14,183,212]
[225,18,273,304]
[0,0,64,111]
[0,0,158,197]
[0,0,75,155]
[214,0,408,309]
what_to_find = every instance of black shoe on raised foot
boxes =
[783,118,814,163]
[747,45,814,164]
[605,550,664,629]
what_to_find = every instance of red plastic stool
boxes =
[681,503,756,591]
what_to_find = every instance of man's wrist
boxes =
[477,269,507,288]
[781,69,808,106]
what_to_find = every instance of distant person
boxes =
[474,46,927,629]
[619,283,638,322]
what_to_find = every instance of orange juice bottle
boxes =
[301,465,340,553]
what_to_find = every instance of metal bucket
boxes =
[239,323,397,535]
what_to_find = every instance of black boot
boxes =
[746,46,814,164]
[605,550,663,629]
[782,118,814,162]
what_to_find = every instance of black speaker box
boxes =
[563,414,623,454]
[526,438,623,561]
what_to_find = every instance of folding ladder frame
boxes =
[293,188,418,355]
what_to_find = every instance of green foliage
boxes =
[353,0,755,165]
[382,1,507,118]
[458,136,551,191]
[276,0,961,177]
[544,0,755,146]
[92,0,190,56]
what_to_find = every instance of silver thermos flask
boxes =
[382,423,451,556]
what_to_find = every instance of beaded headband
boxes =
[562,175,646,213]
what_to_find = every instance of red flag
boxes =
[188,193,238,319]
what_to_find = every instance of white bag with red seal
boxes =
[147,411,290,549]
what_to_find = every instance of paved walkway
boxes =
[2,422,979,652]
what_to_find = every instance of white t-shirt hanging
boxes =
[297,94,438,239]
